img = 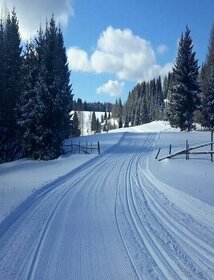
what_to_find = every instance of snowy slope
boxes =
[72,111,105,135]
[0,122,214,279]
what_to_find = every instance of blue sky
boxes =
[1,0,214,103]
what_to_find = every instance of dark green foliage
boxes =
[112,98,123,119]
[201,25,214,128]
[0,10,22,162]
[91,111,97,132]
[73,99,113,112]
[168,27,200,130]
[72,111,81,137]
[104,111,107,120]
[202,66,214,128]
[123,77,165,127]
[96,118,101,133]
[124,115,129,127]
[118,117,122,128]
[17,16,73,160]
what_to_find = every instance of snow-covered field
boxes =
[0,121,214,279]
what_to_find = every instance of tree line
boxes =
[111,25,214,131]
[0,10,73,163]
[73,98,113,112]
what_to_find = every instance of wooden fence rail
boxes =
[61,141,100,155]
[158,142,214,161]
[157,130,214,162]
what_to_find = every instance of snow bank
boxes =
[110,120,179,133]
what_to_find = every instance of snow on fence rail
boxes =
[61,141,100,155]
[156,130,214,162]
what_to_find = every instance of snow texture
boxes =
[0,121,214,279]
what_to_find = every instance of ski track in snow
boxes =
[0,133,214,279]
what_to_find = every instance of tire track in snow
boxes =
[115,133,213,279]
[116,134,166,279]
[26,138,139,279]
[124,135,179,279]
[136,161,214,278]
[126,133,213,279]
[1,132,213,279]
[27,152,120,280]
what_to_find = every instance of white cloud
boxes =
[0,0,74,40]
[97,80,124,97]
[67,47,91,72]
[67,26,172,82]
[157,44,168,55]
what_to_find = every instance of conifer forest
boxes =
[0,10,214,163]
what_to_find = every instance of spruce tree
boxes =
[168,27,200,130]
[91,111,97,132]
[17,42,40,157]
[0,10,22,162]
[201,25,214,127]
[18,17,73,160]
[203,66,214,128]
[118,117,122,128]
[96,118,101,133]
[37,17,72,159]
[72,111,81,137]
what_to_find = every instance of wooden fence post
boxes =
[98,141,100,154]
[86,141,88,153]
[186,140,189,160]
[155,148,161,159]
[211,130,213,162]
[169,144,172,155]
[79,142,81,153]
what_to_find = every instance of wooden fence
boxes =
[61,141,100,155]
[156,130,214,162]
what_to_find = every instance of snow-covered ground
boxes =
[0,132,122,223]
[0,121,214,279]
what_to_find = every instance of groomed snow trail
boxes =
[0,133,214,279]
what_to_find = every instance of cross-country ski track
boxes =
[0,132,214,279]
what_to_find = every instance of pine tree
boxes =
[72,111,81,137]
[101,114,104,123]
[104,111,107,120]
[91,111,97,132]
[17,42,40,157]
[118,117,122,128]
[203,66,214,128]
[18,16,73,160]
[201,25,214,127]
[96,118,101,133]
[124,115,129,127]
[0,10,22,162]
[168,27,200,130]
[39,18,72,159]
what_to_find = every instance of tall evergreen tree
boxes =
[72,111,81,137]
[17,42,41,157]
[91,111,97,132]
[18,16,73,160]
[0,10,22,162]
[96,118,101,133]
[203,66,214,128]
[201,24,214,127]
[168,27,200,130]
